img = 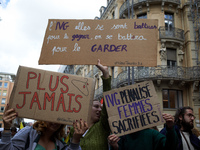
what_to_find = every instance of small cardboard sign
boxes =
[103,80,164,136]
[9,66,95,125]
[39,19,158,67]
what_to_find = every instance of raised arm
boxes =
[96,59,111,130]
[96,59,109,79]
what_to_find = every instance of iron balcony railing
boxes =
[93,66,99,74]
[148,0,180,3]
[119,0,180,18]
[100,0,114,19]
[94,66,200,98]
[94,85,103,99]
[115,66,200,87]
[64,65,74,74]
[85,66,99,78]
[75,65,84,74]
[86,69,93,77]
[159,26,184,41]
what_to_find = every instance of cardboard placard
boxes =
[39,19,158,67]
[103,81,164,136]
[9,66,95,125]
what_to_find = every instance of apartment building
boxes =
[0,72,15,128]
[59,0,200,130]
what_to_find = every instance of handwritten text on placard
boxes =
[39,19,158,67]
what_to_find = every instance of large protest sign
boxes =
[39,19,158,67]
[103,80,164,136]
[9,66,95,125]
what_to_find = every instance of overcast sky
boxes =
[0,0,107,74]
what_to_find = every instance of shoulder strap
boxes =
[180,131,191,150]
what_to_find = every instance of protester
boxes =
[108,113,178,150]
[68,59,111,150]
[0,104,88,150]
[161,106,200,150]
[10,126,17,137]
[192,128,200,140]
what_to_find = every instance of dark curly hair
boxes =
[174,106,193,128]
[33,121,66,140]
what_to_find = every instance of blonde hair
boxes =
[192,128,200,137]
[33,121,66,140]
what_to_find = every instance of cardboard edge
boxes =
[38,19,51,65]
[9,66,22,109]
[86,78,96,124]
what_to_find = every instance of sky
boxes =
[0,0,107,75]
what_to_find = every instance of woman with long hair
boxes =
[0,104,88,150]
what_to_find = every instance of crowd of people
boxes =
[0,59,200,150]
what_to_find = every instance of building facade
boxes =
[60,0,200,130]
[0,73,15,128]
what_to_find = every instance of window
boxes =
[111,67,115,78]
[165,13,174,36]
[0,82,2,88]
[137,13,147,19]
[1,98,6,104]
[2,90,7,96]
[0,123,2,128]
[162,89,183,109]
[4,82,8,88]
[112,11,115,19]
[0,107,4,112]
[167,48,177,67]
[0,91,1,96]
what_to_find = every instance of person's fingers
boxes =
[78,119,81,129]
[83,121,88,130]
[97,59,100,65]
[162,113,174,120]
[73,121,78,132]
[4,112,17,119]
[79,119,86,133]
[3,108,15,116]
[76,120,80,131]
[108,134,119,143]
[4,115,17,122]
[3,108,17,124]
[112,136,120,142]
[96,59,103,69]
[4,104,9,113]
[164,116,174,121]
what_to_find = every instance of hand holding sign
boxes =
[162,113,174,129]
[96,59,109,79]
[72,119,88,144]
[108,134,120,150]
[2,104,18,131]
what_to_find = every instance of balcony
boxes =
[159,26,184,41]
[75,65,84,75]
[64,65,74,74]
[115,66,200,87]
[94,85,103,99]
[85,66,100,78]
[100,0,114,19]
[119,0,180,18]
[86,69,93,77]
[93,66,200,98]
